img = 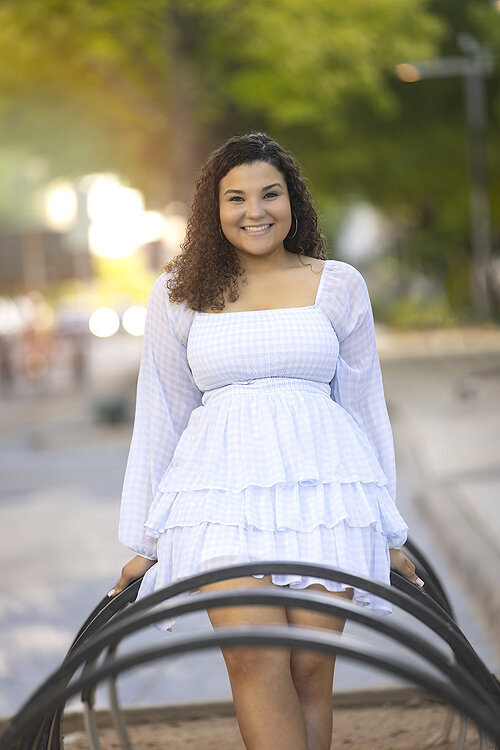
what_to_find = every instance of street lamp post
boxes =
[395,34,495,320]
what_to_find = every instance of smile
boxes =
[242,224,273,233]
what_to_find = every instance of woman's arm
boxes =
[118,272,203,560]
[329,264,407,550]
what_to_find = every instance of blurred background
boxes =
[1,0,500,721]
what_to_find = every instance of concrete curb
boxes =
[375,324,500,360]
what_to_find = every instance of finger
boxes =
[108,575,127,597]
[406,563,425,587]
[404,561,416,580]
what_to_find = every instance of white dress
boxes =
[118,259,409,631]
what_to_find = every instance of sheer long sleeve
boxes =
[329,265,398,533]
[118,273,203,559]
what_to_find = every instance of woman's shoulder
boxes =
[321,259,370,307]
[150,270,189,312]
[319,260,371,338]
[148,271,196,344]
[323,258,367,288]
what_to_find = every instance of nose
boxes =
[245,197,267,220]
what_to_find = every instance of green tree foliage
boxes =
[0,0,498,315]
[0,0,443,198]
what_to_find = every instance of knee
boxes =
[290,651,336,698]
[222,646,290,679]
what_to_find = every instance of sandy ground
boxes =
[63,700,495,750]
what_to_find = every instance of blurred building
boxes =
[0,229,93,294]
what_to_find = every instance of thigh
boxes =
[285,584,354,633]
[199,575,292,670]
[199,574,289,629]
[287,585,355,685]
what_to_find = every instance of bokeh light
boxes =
[88,307,120,337]
[86,174,163,259]
[44,179,78,232]
[122,305,147,336]
[395,63,421,82]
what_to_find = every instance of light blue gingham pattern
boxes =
[118,259,409,629]
[118,273,203,560]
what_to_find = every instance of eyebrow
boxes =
[223,182,283,196]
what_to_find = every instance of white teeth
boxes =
[244,224,271,233]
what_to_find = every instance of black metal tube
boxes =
[7,561,499,749]
[403,537,454,619]
[3,585,500,748]
[3,625,500,746]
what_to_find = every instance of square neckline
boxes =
[198,259,330,316]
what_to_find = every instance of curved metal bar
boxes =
[91,586,500,714]
[55,580,458,746]
[82,700,102,750]
[5,561,499,749]
[3,561,421,737]
[45,548,445,750]
[70,593,119,650]
[38,582,143,750]
[50,570,470,750]
[7,626,500,744]
[389,571,465,642]
[41,568,421,750]
[77,582,499,750]
[99,563,500,698]
[457,715,467,750]
[106,646,134,750]
[67,581,143,659]
[82,584,500,750]
[398,553,452,616]
[3,563,496,750]
[403,537,455,620]
[390,572,500,701]
[50,542,452,749]
[3,585,500,748]
[77,619,137,750]
[423,706,455,748]
[80,653,101,750]
[393,541,460,750]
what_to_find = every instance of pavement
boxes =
[0,325,499,719]
[376,324,500,656]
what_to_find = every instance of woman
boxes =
[109,132,421,750]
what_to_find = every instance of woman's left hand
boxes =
[389,548,425,587]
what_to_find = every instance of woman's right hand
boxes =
[389,548,424,587]
[107,555,157,603]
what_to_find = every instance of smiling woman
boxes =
[219,163,292,254]
[111,132,415,750]
[154,132,328,314]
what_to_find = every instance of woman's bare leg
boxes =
[286,585,355,750]
[199,575,309,750]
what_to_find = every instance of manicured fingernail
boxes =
[416,578,425,587]
[107,589,115,597]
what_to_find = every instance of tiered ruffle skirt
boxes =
[136,381,409,631]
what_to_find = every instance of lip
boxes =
[241,223,273,235]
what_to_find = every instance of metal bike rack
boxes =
[1,538,499,750]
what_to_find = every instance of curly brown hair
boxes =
[163,132,328,313]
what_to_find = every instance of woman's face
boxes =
[218,160,292,259]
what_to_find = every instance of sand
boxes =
[63,699,495,749]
